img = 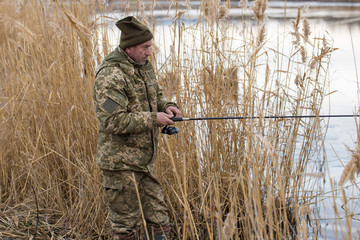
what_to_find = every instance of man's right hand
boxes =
[156,112,175,127]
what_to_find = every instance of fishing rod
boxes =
[171,114,360,122]
[161,114,360,135]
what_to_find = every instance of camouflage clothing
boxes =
[93,46,175,236]
[93,46,176,172]
[102,170,170,234]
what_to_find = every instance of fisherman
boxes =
[93,16,182,240]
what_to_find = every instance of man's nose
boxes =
[145,48,151,56]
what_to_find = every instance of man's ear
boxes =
[125,47,131,55]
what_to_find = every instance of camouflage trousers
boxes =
[102,170,170,234]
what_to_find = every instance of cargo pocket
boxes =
[102,170,141,219]
[102,170,125,214]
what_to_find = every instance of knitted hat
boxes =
[116,16,153,49]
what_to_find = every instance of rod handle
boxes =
[171,117,183,122]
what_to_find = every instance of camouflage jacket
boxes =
[93,46,177,172]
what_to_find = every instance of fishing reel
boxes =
[161,125,179,135]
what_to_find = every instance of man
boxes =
[93,16,181,240]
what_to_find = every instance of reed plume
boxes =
[200,0,211,20]
[302,18,311,43]
[291,15,301,47]
[252,0,268,23]
[238,0,248,9]
[339,148,360,186]
[200,0,228,22]
[300,45,307,63]
[257,23,266,46]
[218,4,229,20]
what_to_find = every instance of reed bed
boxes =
[0,0,106,238]
[0,0,358,239]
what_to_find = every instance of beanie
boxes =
[116,16,153,49]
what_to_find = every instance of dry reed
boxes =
[238,0,248,9]
[0,0,107,238]
[156,1,334,238]
[0,0,353,239]
[252,0,268,23]
[339,147,360,186]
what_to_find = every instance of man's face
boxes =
[125,39,152,65]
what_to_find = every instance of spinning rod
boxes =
[171,114,360,122]
[161,114,360,135]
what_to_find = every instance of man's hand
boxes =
[156,106,182,127]
[165,106,182,118]
[156,112,175,127]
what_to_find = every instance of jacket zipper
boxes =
[139,69,155,168]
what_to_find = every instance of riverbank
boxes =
[106,0,360,23]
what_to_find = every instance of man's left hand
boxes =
[165,106,182,118]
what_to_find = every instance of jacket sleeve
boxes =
[94,67,157,134]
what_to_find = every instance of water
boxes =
[103,1,360,238]
[314,17,360,240]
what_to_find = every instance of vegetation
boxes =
[0,0,359,239]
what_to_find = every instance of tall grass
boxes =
[155,1,332,239]
[0,0,357,239]
[0,0,106,238]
